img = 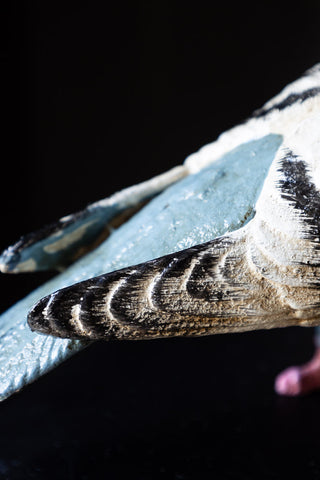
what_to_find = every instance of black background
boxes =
[1,2,320,479]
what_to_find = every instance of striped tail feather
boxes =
[28,114,320,342]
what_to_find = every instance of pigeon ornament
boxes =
[0,64,319,401]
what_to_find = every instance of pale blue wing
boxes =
[0,134,282,401]
[0,167,186,273]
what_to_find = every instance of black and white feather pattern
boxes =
[28,102,320,340]
[0,64,319,403]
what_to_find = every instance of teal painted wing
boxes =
[0,167,187,273]
[0,64,319,401]
[0,135,282,401]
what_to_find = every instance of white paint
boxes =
[96,166,189,210]
[1,64,319,403]
[69,304,87,336]
[104,270,137,322]
[146,271,163,310]
[42,291,57,319]
[43,221,96,254]
[13,258,37,273]
[184,64,320,174]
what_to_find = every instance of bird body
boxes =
[27,114,320,340]
[0,64,319,401]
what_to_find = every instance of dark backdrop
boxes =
[1,2,320,479]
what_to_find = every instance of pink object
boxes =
[275,347,320,396]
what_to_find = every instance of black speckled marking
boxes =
[151,243,211,304]
[28,268,131,339]
[186,252,221,301]
[27,295,55,336]
[278,150,320,244]
[109,262,153,325]
[251,87,320,119]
